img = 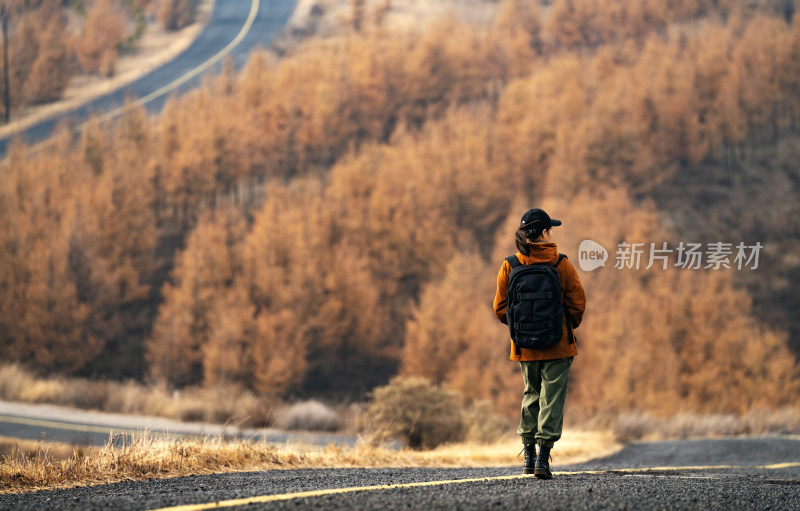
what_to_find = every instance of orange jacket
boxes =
[493,243,586,361]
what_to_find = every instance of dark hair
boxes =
[515,227,547,256]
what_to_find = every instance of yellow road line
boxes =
[0,414,184,438]
[149,475,537,511]
[757,462,800,469]
[17,0,260,156]
[595,465,738,473]
[146,462,800,511]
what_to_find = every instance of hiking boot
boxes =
[523,443,537,474]
[534,444,552,479]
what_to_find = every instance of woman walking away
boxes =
[493,208,586,479]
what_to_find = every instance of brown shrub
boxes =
[364,378,516,448]
[365,377,464,449]
[274,401,341,432]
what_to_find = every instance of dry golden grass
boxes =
[0,436,77,462]
[0,429,617,495]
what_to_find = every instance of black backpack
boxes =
[505,254,574,353]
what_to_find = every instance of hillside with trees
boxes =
[1,0,798,425]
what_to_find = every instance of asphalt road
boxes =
[0,0,297,157]
[1,436,798,510]
[0,400,356,448]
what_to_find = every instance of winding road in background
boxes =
[0,0,297,158]
[0,400,355,447]
[1,436,799,510]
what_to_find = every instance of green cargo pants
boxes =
[518,357,573,448]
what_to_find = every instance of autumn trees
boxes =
[1,0,799,421]
[0,104,158,377]
[148,181,392,396]
[75,0,131,76]
[497,8,800,197]
[3,0,73,107]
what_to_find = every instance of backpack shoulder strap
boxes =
[505,255,522,356]
[555,253,575,345]
[505,255,522,269]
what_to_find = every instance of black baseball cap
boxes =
[519,208,562,231]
